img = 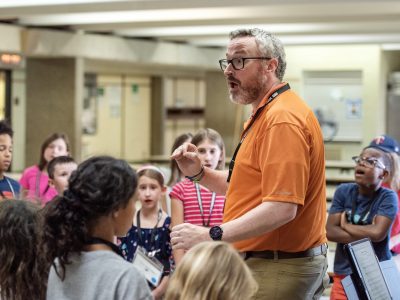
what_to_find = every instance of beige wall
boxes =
[25,57,83,167]
[205,71,237,156]
[0,24,21,53]
[284,44,386,160]
[82,75,151,161]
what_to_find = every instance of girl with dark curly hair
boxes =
[0,199,45,300]
[42,156,152,300]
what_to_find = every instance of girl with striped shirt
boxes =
[170,128,226,265]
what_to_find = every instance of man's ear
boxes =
[266,57,278,72]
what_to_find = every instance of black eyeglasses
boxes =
[352,156,386,170]
[219,57,271,71]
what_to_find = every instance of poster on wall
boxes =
[303,70,363,142]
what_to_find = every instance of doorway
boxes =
[0,70,11,122]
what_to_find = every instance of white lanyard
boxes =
[194,182,216,227]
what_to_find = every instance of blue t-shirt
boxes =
[329,183,398,275]
[117,216,172,276]
[0,176,20,200]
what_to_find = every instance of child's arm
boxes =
[151,276,169,300]
[171,197,185,265]
[326,212,354,244]
[340,213,393,242]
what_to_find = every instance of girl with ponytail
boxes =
[41,156,152,300]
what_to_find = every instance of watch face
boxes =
[210,226,223,240]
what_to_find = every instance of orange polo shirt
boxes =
[223,83,327,252]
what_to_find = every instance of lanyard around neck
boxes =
[227,83,290,182]
[86,236,124,258]
[195,183,216,227]
[351,189,377,224]
[136,208,162,246]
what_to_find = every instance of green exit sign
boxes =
[131,84,139,94]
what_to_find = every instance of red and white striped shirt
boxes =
[170,179,225,226]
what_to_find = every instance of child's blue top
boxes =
[0,176,20,199]
[329,183,398,275]
[118,216,172,276]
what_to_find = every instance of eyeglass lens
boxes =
[353,156,379,168]
[220,58,243,71]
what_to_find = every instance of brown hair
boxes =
[38,132,70,171]
[47,156,76,179]
[137,165,165,187]
[168,133,193,186]
[0,200,45,300]
[191,128,226,170]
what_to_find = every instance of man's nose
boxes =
[224,63,234,76]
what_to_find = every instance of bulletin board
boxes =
[303,71,363,142]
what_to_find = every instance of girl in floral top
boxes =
[118,165,172,300]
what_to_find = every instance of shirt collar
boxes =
[243,82,288,130]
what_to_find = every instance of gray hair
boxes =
[229,28,287,81]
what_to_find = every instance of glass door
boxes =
[0,70,11,121]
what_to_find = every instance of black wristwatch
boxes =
[209,225,223,241]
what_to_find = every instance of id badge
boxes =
[132,247,164,287]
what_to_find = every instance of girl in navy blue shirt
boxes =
[326,145,398,299]
[118,166,172,300]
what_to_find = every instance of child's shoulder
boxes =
[336,182,357,193]
[170,178,193,194]
[161,211,171,224]
[4,175,20,186]
[22,165,40,175]
[378,186,398,199]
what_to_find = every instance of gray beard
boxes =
[229,78,267,106]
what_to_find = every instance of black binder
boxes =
[344,238,392,300]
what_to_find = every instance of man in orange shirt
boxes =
[170,28,328,299]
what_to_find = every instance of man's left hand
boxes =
[170,223,210,250]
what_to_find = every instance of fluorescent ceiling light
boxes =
[19,8,235,24]
[382,44,400,50]
[185,34,400,47]
[0,0,122,7]
[116,24,321,37]
[115,20,400,37]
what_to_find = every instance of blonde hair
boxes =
[165,241,258,300]
[386,152,400,191]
